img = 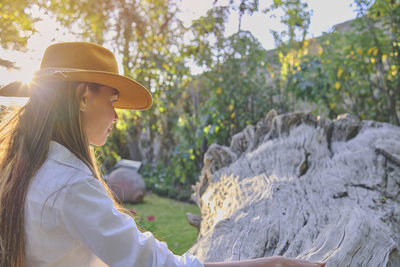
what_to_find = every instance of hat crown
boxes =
[40,42,119,74]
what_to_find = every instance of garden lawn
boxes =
[124,193,201,255]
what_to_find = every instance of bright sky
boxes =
[179,0,358,45]
[0,0,358,105]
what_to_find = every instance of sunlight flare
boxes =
[0,96,29,107]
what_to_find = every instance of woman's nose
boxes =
[113,109,118,122]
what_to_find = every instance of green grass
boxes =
[124,193,201,255]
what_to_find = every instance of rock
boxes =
[189,111,400,266]
[107,167,146,203]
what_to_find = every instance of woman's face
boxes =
[80,85,119,146]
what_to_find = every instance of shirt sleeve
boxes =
[60,177,204,267]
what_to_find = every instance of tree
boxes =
[287,0,400,125]
[0,0,38,69]
[4,0,398,201]
[261,0,313,114]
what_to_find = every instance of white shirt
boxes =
[25,141,204,267]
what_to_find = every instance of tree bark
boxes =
[190,110,400,266]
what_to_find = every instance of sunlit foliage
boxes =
[1,0,399,199]
[286,0,400,124]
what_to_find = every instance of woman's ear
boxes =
[76,83,90,111]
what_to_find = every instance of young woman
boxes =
[0,42,325,267]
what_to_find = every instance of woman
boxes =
[0,42,325,267]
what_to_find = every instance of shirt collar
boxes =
[48,141,93,176]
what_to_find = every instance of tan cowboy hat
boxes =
[0,42,152,110]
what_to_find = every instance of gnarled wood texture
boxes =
[189,110,400,267]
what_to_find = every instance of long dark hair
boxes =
[0,81,120,266]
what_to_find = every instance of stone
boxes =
[189,111,400,266]
[107,167,146,203]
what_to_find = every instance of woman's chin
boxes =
[89,136,108,146]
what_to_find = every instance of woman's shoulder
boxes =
[36,156,93,186]
[27,142,96,208]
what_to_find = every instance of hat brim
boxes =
[0,71,152,110]
[0,81,31,98]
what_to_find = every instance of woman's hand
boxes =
[204,256,326,267]
[268,256,326,267]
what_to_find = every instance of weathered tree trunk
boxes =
[189,110,400,266]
